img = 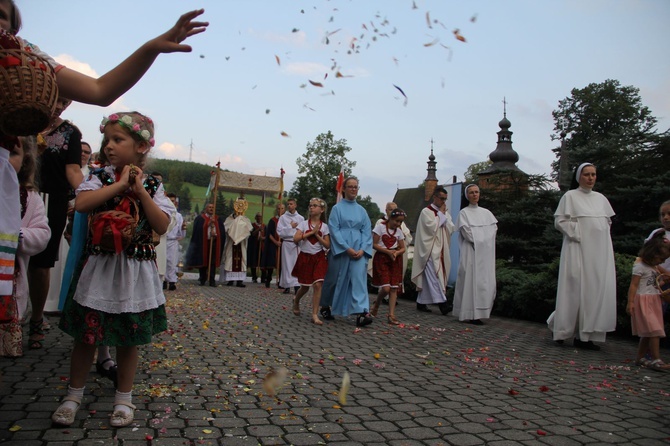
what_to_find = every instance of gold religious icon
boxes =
[233,198,248,217]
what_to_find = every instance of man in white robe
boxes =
[547,163,616,350]
[221,199,253,287]
[277,198,304,294]
[165,193,186,291]
[411,187,455,314]
[452,185,497,324]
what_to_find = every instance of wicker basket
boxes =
[0,49,59,136]
[657,273,670,304]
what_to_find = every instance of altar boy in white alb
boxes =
[276,198,305,294]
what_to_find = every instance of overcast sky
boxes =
[18,0,670,206]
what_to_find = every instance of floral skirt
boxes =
[59,298,167,346]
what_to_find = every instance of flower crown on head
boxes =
[100,113,155,147]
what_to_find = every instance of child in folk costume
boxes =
[291,198,330,325]
[370,209,407,325]
[52,112,174,427]
[627,230,670,371]
[0,138,50,357]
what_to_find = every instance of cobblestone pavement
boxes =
[1,279,669,445]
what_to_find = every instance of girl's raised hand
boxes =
[152,9,209,54]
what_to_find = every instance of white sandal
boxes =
[51,395,81,426]
[647,359,670,372]
[110,402,136,427]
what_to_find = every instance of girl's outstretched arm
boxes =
[56,9,208,106]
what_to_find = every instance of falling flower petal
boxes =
[338,372,350,405]
[426,11,432,28]
[393,84,408,106]
[263,367,288,397]
[424,37,440,47]
[309,80,324,88]
[280,131,290,137]
[275,55,281,66]
[471,13,478,23]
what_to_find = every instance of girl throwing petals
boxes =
[52,112,174,428]
[292,198,330,325]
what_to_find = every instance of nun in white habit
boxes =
[547,163,616,350]
[452,184,498,325]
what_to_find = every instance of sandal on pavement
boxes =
[110,402,136,427]
[96,358,118,388]
[51,395,81,426]
[28,319,45,350]
[387,314,400,325]
[647,359,670,372]
[634,358,651,367]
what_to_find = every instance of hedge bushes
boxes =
[403,253,637,335]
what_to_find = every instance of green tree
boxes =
[165,168,184,195]
[289,131,356,212]
[357,195,381,227]
[551,79,670,253]
[463,160,492,184]
[178,185,193,213]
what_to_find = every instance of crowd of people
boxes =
[1,0,669,432]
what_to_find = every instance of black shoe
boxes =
[416,303,432,313]
[282,288,291,294]
[199,280,206,286]
[265,281,271,288]
[95,358,118,388]
[555,339,565,346]
[294,286,300,294]
[437,302,451,315]
[236,281,246,288]
[227,281,234,287]
[252,278,258,283]
[209,281,218,287]
[467,319,483,325]
[320,306,335,320]
[162,281,167,290]
[356,313,373,327]
[168,282,176,291]
[574,338,600,351]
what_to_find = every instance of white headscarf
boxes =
[576,162,594,182]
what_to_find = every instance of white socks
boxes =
[114,390,133,415]
[62,385,85,410]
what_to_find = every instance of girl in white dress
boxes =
[52,112,174,428]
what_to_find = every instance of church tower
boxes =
[478,99,528,194]
[423,140,438,201]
